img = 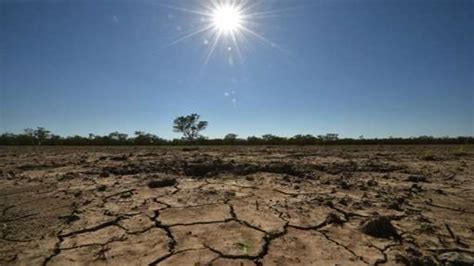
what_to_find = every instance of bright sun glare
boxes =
[211,5,242,34]
[164,1,284,64]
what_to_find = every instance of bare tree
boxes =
[173,114,208,140]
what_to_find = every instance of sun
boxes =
[162,0,286,64]
[211,5,243,34]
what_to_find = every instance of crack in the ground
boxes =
[148,248,210,265]
[1,205,15,216]
[0,212,38,223]
[228,204,268,235]
[318,231,370,265]
[273,188,317,196]
[42,231,64,266]
[426,201,474,214]
[152,211,177,255]
[103,189,135,200]
[60,217,122,238]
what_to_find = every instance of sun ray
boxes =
[245,6,307,19]
[239,26,290,54]
[204,31,222,65]
[156,2,210,16]
[230,30,243,63]
[169,24,213,46]
[159,0,297,65]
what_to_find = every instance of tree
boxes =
[22,128,35,145]
[134,131,162,145]
[173,114,208,140]
[24,128,34,137]
[261,134,286,144]
[223,133,238,144]
[34,127,50,145]
[224,133,238,141]
[247,136,261,145]
[291,134,317,145]
[108,132,128,144]
[325,133,339,141]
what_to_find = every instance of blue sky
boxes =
[1,0,473,139]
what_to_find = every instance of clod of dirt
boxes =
[147,177,177,188]
[438,252,474,266]
[110,155,128,161]
[184,163,215,177]
[359,216,399,239]
[99,171,110,177]
[421,155,437,161]
[182,147,199,152]
[387,201,402,211]
[367,179,378,187]
[120,191,133,198]
[58,172,80,181]
[410,183,423,193]
[245,176,255,181]
[339,180,350,189]
[397,254,437,266]
[60,214,80,224]
[324,212,345,225]
[406,175,428,182]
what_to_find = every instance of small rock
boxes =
[367,179,378,186]
[338,197,349,206]
[324,212,345,225]
[60,214,80,224]
[359,216,399,239]
[339,180,350,189]
[184,163,214,177]
[58,172,79,181]
[387,201,402,211]
[421,155,437,161]
[100,171,110,178]
[397,254,437,266]
[410,183,423,192]
[110,155,128,161]
[120,192,132,199]
[182,147,199,152]
[406,175,428,183]
[147,178,177,188]
[282,175,292,183]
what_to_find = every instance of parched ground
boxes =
[0,145,473,265]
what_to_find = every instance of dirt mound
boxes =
[147,177,177,188]
[359,216,399,239]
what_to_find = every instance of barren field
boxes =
[0,145,473,265]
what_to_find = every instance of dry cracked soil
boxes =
[0,145,473,265]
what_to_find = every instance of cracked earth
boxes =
[0,145,473,265]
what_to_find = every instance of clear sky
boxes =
[1,0,473,139]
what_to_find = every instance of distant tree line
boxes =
[1,114,472,145]
[0,127,472,146]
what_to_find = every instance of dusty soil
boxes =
[0,145,473,265]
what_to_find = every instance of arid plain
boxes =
[1,145,473,265]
